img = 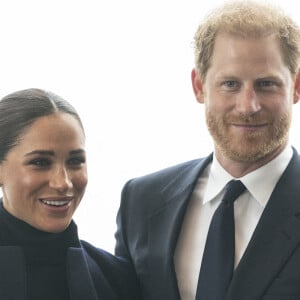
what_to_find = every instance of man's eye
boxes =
[257,81,275,87]
[255,80,281,92]
[222,81,238,88]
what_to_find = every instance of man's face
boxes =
[194,33,299,163]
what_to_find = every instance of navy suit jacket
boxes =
[0,240,141,300]
[115,149,300,300]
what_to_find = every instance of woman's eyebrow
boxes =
[25,150,54,156]
[69,149,85,155]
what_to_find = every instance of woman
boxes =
[0,88,140,300]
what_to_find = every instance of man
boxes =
[115,1,300,299]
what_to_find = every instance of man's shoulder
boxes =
[126,154,213,189]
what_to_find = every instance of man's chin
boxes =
[219,143,272,163]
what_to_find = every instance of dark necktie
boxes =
[196,180,246,300]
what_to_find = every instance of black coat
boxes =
[0,240,141,300]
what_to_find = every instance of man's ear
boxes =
[191,68,205,104]
[293,69,300,104]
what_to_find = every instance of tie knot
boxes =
[222,180,246,205]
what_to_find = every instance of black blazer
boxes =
[115,149,300,300]
[0,240,141,300]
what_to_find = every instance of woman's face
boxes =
[0,113,87,233]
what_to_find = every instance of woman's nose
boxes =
[49,166,73,192]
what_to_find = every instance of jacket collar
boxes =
[227,148,300,299]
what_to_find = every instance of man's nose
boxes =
[235,85,261,114]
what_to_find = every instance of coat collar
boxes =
[67,247,99,300]
[0,246,26,300]
[0,246,99,300]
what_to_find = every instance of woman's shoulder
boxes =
[79,240,142,300]
[80,240,128,268]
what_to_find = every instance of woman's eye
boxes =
[29,158,51,167]
[68,157,86,166]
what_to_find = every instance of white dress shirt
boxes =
[174,146,293,300]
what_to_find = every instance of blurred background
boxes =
[0,0,299,252]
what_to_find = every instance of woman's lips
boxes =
[39,197,74,207]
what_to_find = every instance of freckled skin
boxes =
[192,33,300,176]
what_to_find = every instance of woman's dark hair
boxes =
[0,88,84,162]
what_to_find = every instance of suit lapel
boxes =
[147,155,212,299]
[227,151,300,300]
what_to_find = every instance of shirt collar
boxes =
[203,145,293,207]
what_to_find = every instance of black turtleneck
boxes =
[0,203,81,300]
